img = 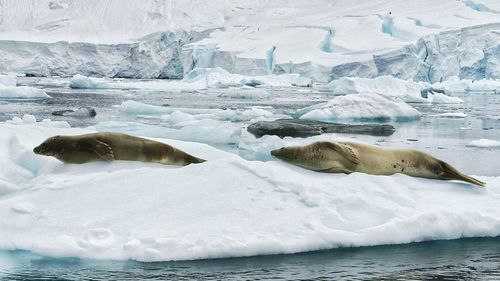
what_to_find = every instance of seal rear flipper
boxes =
[320,167,353,174]
[84,139,115,161]
[320,142,360,164]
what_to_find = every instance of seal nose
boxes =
[33,146,40,154]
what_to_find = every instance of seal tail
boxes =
[441,161,486,187]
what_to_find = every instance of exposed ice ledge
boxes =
[0,30,207,79]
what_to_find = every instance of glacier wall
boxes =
[374,23,500,82]
[0,23,499,82]
[0,31,203,79]
[183,23,500,83]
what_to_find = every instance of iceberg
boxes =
[0,122,498,262]
[295,94,421,122]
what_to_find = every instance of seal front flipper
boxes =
[320,141,360,164]
[81,138,115,161]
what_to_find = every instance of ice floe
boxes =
[0,121,498,262]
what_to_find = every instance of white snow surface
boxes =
[0,83,50,99]
[295,94,421,122]
[0,119,498,262]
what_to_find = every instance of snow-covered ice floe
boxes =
[467,139,500,148]
[432,77,500,94]
[0,83,50,99]
[327,76,463,104]
[294,94,421,122]
[0,119,498,262]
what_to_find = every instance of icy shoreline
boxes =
[0,120,498,262]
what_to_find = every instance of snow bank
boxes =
[0,122,498,262]
[0,83,50,99]
[294,94,421,122]
[467,139,500,148]
[328,76,463,103]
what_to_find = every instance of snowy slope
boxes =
[0,119,499,262]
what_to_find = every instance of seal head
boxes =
[33,135,64,157]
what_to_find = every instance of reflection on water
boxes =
[1,238,500,280]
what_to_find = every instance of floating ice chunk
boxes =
[0,75,16,86]
[467,139,500,148]
[427,91,464,103]
[0,84,50,99]
[436,113,467,118]
[295,93,421,122]
[119,100,275,123]
[218,88,271,99]
[69,74,105,89]
[432,78,500,94]
[6,114,70,128]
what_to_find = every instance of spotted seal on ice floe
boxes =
[271,141,485,187]
[33,132,205,166]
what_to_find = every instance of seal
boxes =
[33,132,205,166]
[271,141,485,187]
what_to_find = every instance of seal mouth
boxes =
[33,146,42,155]
[440,161,485,187]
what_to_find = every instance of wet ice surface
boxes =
[2,238,500,280]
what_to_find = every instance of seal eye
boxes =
[280,147,285,150]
